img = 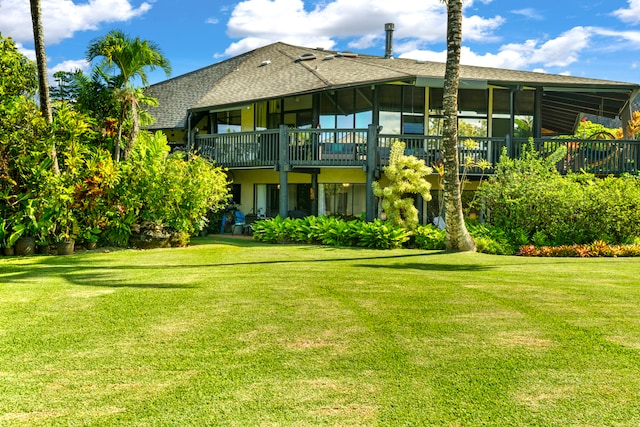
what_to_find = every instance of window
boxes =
[379,85,425,135]
[320,88,373,129]
[428,87,488,137]
[284,95,313,128]
[492,89,535,138]
[319,183,366,217]
[215,110,242,133]
[379,111,401,134]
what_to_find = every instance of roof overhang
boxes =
[415,76,488,90]
[540,86,636,134]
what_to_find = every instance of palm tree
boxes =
[86,30,171,161]
[29,0,59,174]
[441,0,475,251]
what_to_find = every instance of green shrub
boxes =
[253,216,409,250]
[316,216,359,247]
[467,223,516,255]
[476,141,640,246]
[356,219,410,249]
[413,225,446,250]
[115,131,229,245]
[252,216,290,244]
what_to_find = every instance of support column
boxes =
[311,172,318,216]
[622,89,640,139]
[278,125,289,218]
[365,124,378,222]
[509,88,516,142]
[533,87,543,139]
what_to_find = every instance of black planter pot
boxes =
[57,240,75,255]
[37,244,51,255]
[15,236,36,256]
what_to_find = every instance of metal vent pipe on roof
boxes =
[384,23,394,59]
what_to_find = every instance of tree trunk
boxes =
[29,0,60,175]
[114,102,126,162]
[442,0,475,252]
[124,95,139,160]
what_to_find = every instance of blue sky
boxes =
[1,0,640,86]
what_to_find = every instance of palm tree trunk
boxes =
[124,95,139,160]
[29,0,60,175]
[114,104,125,162]
[442,0,475,251]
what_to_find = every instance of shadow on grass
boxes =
[66,272,200,289]
[0,257,201,289]
[356,262,492,272]
[0,250,467,288]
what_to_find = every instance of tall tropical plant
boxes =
[29,0,60,175]
[86,30,171,161]
[372,140,432,230]
[441,0,475,251]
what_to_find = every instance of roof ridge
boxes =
[276,46,334,86]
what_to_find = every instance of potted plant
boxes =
[0,219,14,256]
[54,209,78,255]
[48,180,78,256]
[78,226,101,250]
[35,212,54,255]
[13,199,39,256]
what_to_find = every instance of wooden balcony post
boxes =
[278,125,290,218]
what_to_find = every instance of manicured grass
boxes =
[2,237,640,426]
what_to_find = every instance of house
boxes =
[145,25,640,223]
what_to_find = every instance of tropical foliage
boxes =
[628,111,640,139]
[475,141,640,246]
[372,140,432,230]
[86,29,172,161]
[252,216,519,254]
[252,216,410,249]
[0,31,228,254]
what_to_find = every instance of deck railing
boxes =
[195,128,640,175]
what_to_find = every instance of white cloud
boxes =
[15,42,36,61]
[206,17,219,25]
[49,59,91,86]
[511,8,543,20]
[399,45,525,69]
[50,59,91,75]
[222,0,503,57]
[0,0,148,88]
[612,0,640,24]
[529,27,590,67]
[592,27,640,45]
[0,0,152,45]
[463,14,505,42]
[400,27,590,71]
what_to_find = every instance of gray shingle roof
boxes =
[145,51,251,129]
[146,41,639,133]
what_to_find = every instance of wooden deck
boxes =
[194,126,640,176]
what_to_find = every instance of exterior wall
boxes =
[164,129,187,145]
[231,168,369,214]
[229,167,482,221]
[318,168,366,184]
[241,105,254,131]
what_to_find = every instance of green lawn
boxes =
[2,237,640,426]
